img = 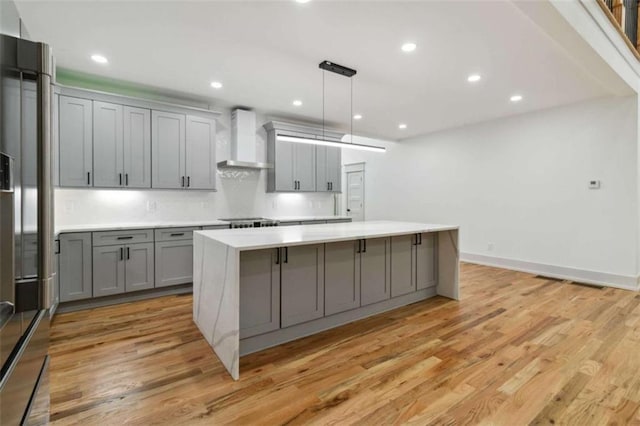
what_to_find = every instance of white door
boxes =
[346,170,364,222]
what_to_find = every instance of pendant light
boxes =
[277,60,386,153]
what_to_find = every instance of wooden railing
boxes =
[598,0,640,57]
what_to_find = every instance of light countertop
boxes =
[195,220,459,251]
[55,220,229,234]
[265,215,351,222]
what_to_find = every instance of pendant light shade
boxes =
[277,134,386,153]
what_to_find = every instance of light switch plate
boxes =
[589,180,601,189]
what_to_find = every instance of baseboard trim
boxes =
[56,284,193,314]
[461,252,639,292]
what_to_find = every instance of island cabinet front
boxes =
[280,244,325,327]
[324,240,360,316]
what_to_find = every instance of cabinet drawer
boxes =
[154,227,200,242]
[92,229,153,246]
[202,225,230,230]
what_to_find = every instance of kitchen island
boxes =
[193,221,459,379]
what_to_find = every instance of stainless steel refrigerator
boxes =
[0,33,53,424]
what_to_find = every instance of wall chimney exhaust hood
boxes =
[217,109,273,169]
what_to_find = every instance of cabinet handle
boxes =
[327,182,330,191]
[117,236,133,240]
[170,232,185,237]
[187,176,190,187]
[284,247,288,263]
[363,239,367,253]
[119,173,122,186]
[87,172,91,185]
[181,176,185,187]
[329,182,332,191]
[126,247,130,260]
[275,248,280,265]
[120,247,123,261]
[55,239,60,254]
[418,234,422,245]
[125,173,129,186]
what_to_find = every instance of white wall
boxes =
[342,96,639,288]
[55,109,335,227]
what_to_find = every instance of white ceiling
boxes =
[16,0,629,141]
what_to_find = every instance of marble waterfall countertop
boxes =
[195,220,459,251]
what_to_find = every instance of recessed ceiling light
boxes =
[467,74,481,83]
[292,100,303,106]
[398,123,407,129]
[510,94,523,102]
[353,114,362,120]
[91,54,108,64]
[401,43,417,53]
[210,81,223,89]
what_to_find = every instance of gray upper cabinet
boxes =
[125,243,155,292]
[239,248,280,338]
[58,232,92,302]
[152,110,186,189]
[93,245,126,297]
[360,237,391,306]
[280,244,324,327]
[265,121,343,193]
[316,146,341,192]
[390,234,416,297]
[59,96,92,187]
[185,115,216,190]
[325,240,360,316]
[123,106,151,188]
[416,233,437,290]
[93,101,124,188]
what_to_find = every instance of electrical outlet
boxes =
[487,243,494,251]
[146,201,157,212]
[589,180,601,189]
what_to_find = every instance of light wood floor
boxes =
[49,263,640,425]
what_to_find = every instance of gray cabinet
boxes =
[59,96,92,187]
[280,244,324,327]
[93,101,124,188]
[93,243,155,297]
[239,249,281,338]
[125,243,155,292]
[185,115,216,190]
[316,146,341,192]
[268,137,316,192]
[93,245,125,297]
[59,232,92,302]
[295,143,316,191]
[390,234,416,297]
[360,237,391,306]
[154,227,198,288]
[324,240,360,315]
[416,233,437,290]
[152,110,185,189]
[123,106,151,188]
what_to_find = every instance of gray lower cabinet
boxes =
[93,245,125,297]
[416,233,437,290]
[390,234,416,297]
[239,249,280,339]
[324,240,360,316]
[59,232,92,302]
[154,240,194,287]
[360,237,391,306]
[93,243,155,297]
[280,244,324,327]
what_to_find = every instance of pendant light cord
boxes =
[322,69,325,140]
[350,77,353,144]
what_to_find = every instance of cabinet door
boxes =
[281,244,324,327]
[125,243,154,292]
[58,233,92,302]
[239,248,280,338]
[93,245,125,297]
[152,110,185,189]
[53,244,59,310]
[274,140,295,191]
[154,240,194,287]
[93,101,124,188]
[123,106,151,188]
[326,146,341,192]
[325,240,360,315]
[360,237,391,306]
[185,115,216,190]
[316,145,329,192]
[390,234,416,297]
[416,233,437,290]
[294,143,316,191]
[59,96,92,187]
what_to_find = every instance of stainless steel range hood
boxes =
[217,109,273,170]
